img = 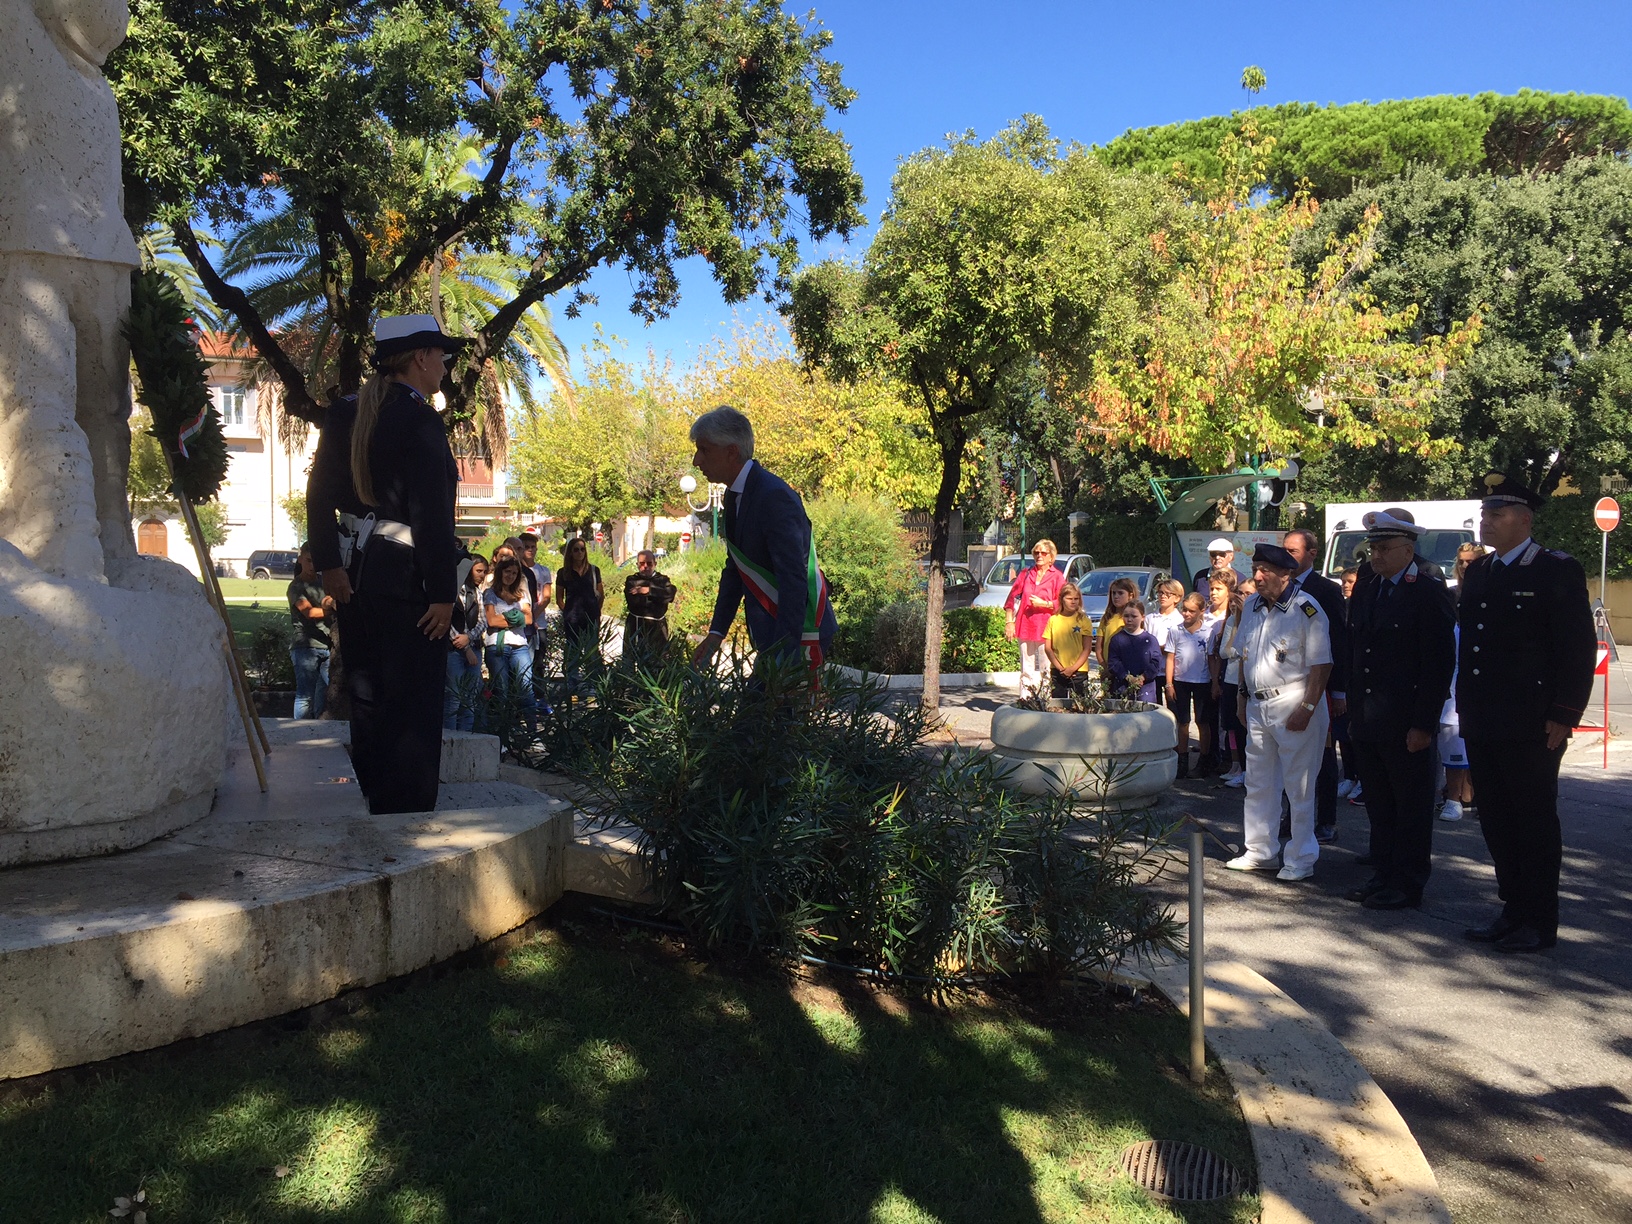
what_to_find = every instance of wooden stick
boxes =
[188,509,272,755]
[223,636,268,792]
[160,450,270,786]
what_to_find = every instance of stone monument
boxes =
[0,0,228,865]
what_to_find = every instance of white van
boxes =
[1322,500,1481,584]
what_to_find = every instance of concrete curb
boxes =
[1147,958,1452,1223]
[833,664,1020,690]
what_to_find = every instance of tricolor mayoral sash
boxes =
[724,536,831,673]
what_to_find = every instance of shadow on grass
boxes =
[0,917,1256,1224]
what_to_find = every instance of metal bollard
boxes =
[1188,827,1206,1085]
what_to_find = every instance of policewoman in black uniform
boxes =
[306,315,462,814]
[1457,473,1596,952]
[1343,511,1456,911]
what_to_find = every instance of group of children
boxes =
[1035,570,1254,783]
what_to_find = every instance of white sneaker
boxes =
[1226,854,1279,872]
[1438,799,1464,822]
[1224,770,1247,788]
[1337,779,1356,799]
[1276,864,1314,882]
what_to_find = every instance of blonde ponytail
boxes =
[351,351,416,506]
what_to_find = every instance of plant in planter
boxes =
[992,671,1179,808]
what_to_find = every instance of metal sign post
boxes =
[1594,496,1620,604]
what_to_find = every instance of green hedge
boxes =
[862,604,1019,674]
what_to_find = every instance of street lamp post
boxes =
[678,474,725,543]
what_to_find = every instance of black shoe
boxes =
[1494,925,1556,953]
[1315,824,1337,843]
[1345,877,1389,903]
[1176,758,1190,779]
[1362,887,1421,910]
[1464,916,1522,943]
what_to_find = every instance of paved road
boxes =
[918,662,1632,1224]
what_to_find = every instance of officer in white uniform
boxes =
[1229,543,1335,881]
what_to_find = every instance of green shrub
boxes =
[247,618,298,689]
[943,607,1018,672]
[549,658,1183,984]
[862,603,1017,674]
[809,494,918,662]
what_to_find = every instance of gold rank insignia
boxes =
[1301,603,1317,617]
[1484,472,1505,489]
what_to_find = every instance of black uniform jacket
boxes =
[1294,569,1350,696]
[306,386,460,606]
[1455,543,1596,739]
[1346,562,1456,741]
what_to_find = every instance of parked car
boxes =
[1074,566,1168,631]
[247,549,301,581]
[916,561,981,609]
[970,552,1095,610]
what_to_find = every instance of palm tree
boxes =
[213,135,574,467]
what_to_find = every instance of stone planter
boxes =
[987,703,1178,809]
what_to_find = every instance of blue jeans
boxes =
[485,644,537,722]
[290,645,330,719]
[444,649,482,732]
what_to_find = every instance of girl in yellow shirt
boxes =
[1043,584,1094,699]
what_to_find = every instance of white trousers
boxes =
[1018,640,1049,699]
[1242,693,1330,871]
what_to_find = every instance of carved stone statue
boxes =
[0,0,228,865]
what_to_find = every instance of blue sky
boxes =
[552,0,1632,374]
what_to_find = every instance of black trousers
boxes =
[1465,734,1566,936]
[1351,737,1436,895]
[349,589,445,815]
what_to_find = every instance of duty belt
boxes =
[373,520,413,547]
[1250,686,1285,701]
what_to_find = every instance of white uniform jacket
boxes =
[1236,589,1333,702]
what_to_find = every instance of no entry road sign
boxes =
[1595,496,1620,532]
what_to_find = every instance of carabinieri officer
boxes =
[1228,543,1334,883]
[1343,510,1456,910]
[307,315,462,814]
[1458,473,1596,952]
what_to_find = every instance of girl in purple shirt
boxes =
[1106,600,1164,703]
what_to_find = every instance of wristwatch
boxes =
[1299,701,1316,712]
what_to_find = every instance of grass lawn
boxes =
[218,578,292,602]
[0,915,1256,1223]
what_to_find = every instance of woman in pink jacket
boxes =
[1003,539,1065,699]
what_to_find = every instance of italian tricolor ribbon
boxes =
[724,534,831,674]
[176,405,208,458]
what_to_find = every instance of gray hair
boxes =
[689,405,755,460]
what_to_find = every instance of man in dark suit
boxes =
[689,406,837,674]
[1283,528,1348,840]
[1459,473,1597,953]
[1342,512,1457,909]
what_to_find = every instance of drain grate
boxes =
[1118,1139,1249,1201]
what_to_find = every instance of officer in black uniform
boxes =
[307,315,462,814]
[1343,511,1456,909]
[623,549,677,665]
[1458,473,1596,952]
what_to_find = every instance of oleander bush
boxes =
[541,656,1183,984]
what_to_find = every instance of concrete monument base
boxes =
[0,721,570,1081]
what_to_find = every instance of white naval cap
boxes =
[1206,537,1234,553]
[1362,509,1425,540]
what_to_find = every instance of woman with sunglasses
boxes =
[1003,539,1065,700]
